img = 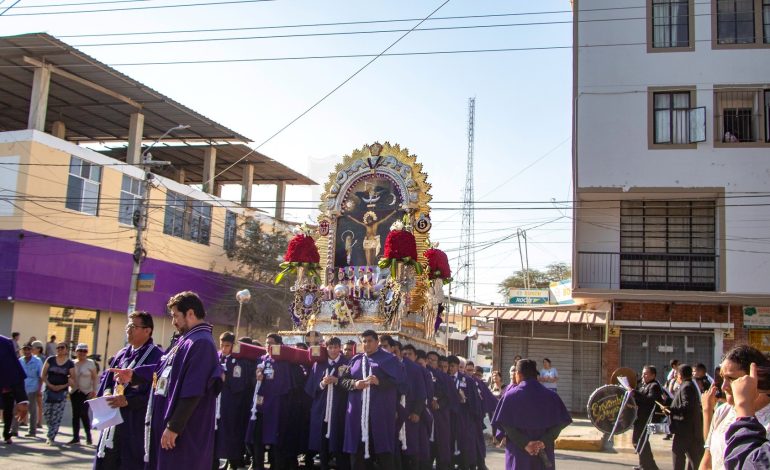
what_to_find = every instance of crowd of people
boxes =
[1,291,576,470]
[626,345,770,470]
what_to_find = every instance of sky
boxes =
[1,0,575,304]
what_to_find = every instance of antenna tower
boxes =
[457,97,476,303]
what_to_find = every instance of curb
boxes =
[555,437,605,452]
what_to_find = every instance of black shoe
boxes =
[662,434,672,440]
[66,438,80,445]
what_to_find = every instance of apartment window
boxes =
[620,200,717,291]
[118,175,142,226]
[162,191,211,245]
[714,88,770,143]
[224,210,237,251]
[650,89,705,146]
[651,0,691,48]
[65,156,101,215]
[715,0,770,46]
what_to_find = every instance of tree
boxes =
[497,263,572,297]
[208,220,295,340]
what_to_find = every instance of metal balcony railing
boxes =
[577,251,718,292]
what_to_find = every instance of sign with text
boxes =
[549,279,575,305]
[508,289,549,305]
[743,306,770,329]
[136,273,156,292]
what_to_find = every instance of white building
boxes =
[572,0,770,383]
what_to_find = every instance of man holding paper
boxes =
[629,366,664,470]
[94,311,162,470]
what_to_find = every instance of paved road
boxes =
[1,425,678,470]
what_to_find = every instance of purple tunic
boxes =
[254,355,301,448]
[135,323,223,470]
[215,353,256,460]
[418,365,435,462]
[724,416,770,470]
[472,375,499,462]
[304,355,349,453]
[402,358,428,456]
[449,372,482,464]
[491,379,572,470]
[426,366,456,464]
[94,339,163,470]
[342,348,407,455]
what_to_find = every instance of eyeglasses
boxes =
[125,324,148,331]
[56,346,66,350]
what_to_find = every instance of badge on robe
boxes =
[156,366,172,396]
[233,365,242,378]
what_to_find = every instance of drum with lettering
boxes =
[586,384,637,435]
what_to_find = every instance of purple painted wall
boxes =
[1,230,241,321]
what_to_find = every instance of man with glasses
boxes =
[94,311,162,469]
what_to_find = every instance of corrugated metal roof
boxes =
[469,306,608,325]
[100,143,316,185]
[0,32,250,143]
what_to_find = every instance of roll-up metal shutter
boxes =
[526,323,575,411]
[620,331,714,382]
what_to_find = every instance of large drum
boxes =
[586,384,637,435]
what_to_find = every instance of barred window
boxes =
[715,88,769,143]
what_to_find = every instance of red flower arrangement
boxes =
[378,218,423,277]
[275,226,321,284]
[424,245,452,284]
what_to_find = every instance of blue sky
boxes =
[2,0,575,303]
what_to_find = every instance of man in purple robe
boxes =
[426,351,456,470]
[447,356,482,470]
[94,311,162,470]
[248,333,304,470]
[396,344,427,470]
[412,349,436,470]
[214,332,256,470]
[469,364,499,470]
[304,337,350,470]
[491,359,572,470]
[111,291,224,470]
[340,329,406,470]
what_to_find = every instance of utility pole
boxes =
[516,229,531,304]
[457,97,476,304]
[126,125,187,317]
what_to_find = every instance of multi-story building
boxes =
[573,0,770,383]
[0,33,314,362]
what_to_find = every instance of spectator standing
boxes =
[490,371,505,397]
[69,343,97,445]
[694,363,713,394]
[539,358,559,393]
[11,344,43,438]
[41,342,75,445]
[45,336,57,358]
[30,340,45,430]
[11,332,21,357]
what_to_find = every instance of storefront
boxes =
[474,306,608,414]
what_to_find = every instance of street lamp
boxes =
[126,124,189,318]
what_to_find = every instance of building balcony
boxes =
[576,251,718,292]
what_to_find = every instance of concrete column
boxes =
[241,163,254,207]
[51,121,66,139]
[27,67,51,131]
[202,146,217,194]
[275,181,287,220]
[177,167,186,184]
[214,183,223,198]
[126,113,145,165]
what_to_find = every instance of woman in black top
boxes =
[40,342,74,445]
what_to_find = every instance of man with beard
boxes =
[94,311,162,470]
[110,292,223,470]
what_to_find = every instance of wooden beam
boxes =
[23,56,142,109]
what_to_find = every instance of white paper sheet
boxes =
[617,375,632,391]
[87,396,124,431]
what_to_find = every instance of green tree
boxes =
[497,263,572,297]
[208,220,295,340]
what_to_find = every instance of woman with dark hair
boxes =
[41,342,75,445]
[490,370,505,397]
[700,345,770,470]
[538,358,558,393]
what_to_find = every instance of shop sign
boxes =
[508,289,549,305]
[743,306,770,328]
[549,279,575,305]
[137,273,156,292]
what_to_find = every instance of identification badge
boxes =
[233,365,242,378]
[155,366,172,396]
[256,395,264,406]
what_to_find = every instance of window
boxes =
[119,175,142,226]
[620,200,717,291]
[714,88,770,143]
[650,89,705,146]
[224,210,237,251]
[651,0,691,48]
[65,156,101,215]
[162,191,212,245]
[714,0,770,46]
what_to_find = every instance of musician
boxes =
[631,365,664,470]
[662,364,704,470]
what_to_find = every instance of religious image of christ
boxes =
[334,177,404,268]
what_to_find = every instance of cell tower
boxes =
[457,97,476,303]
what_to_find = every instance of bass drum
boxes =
[586,384,637,435]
